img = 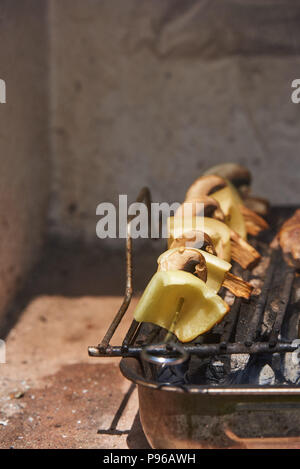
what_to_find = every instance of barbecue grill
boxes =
[88,188,300,449]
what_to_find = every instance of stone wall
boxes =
[49,0,300,242]
[0,0,50,319]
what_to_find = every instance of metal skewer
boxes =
[140,297,189,366]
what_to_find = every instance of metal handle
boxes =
[91,187,152,352]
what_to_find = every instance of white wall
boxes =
[0,0,50,319]
[49,0,300,242]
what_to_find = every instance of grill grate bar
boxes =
[89,341,298,358]
[219,263,247,346]
[268,268,295,346]
[122,320,140,351]
[244,249,279,346]
[220,297,243,347]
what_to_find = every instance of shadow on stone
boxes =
[127,412,151,449]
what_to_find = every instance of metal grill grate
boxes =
[88,190,299,363]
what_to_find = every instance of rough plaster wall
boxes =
[0,1,50,319]
[49,0,300,242]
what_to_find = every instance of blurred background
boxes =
[1,0,300,322]
[0,0,299,449]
